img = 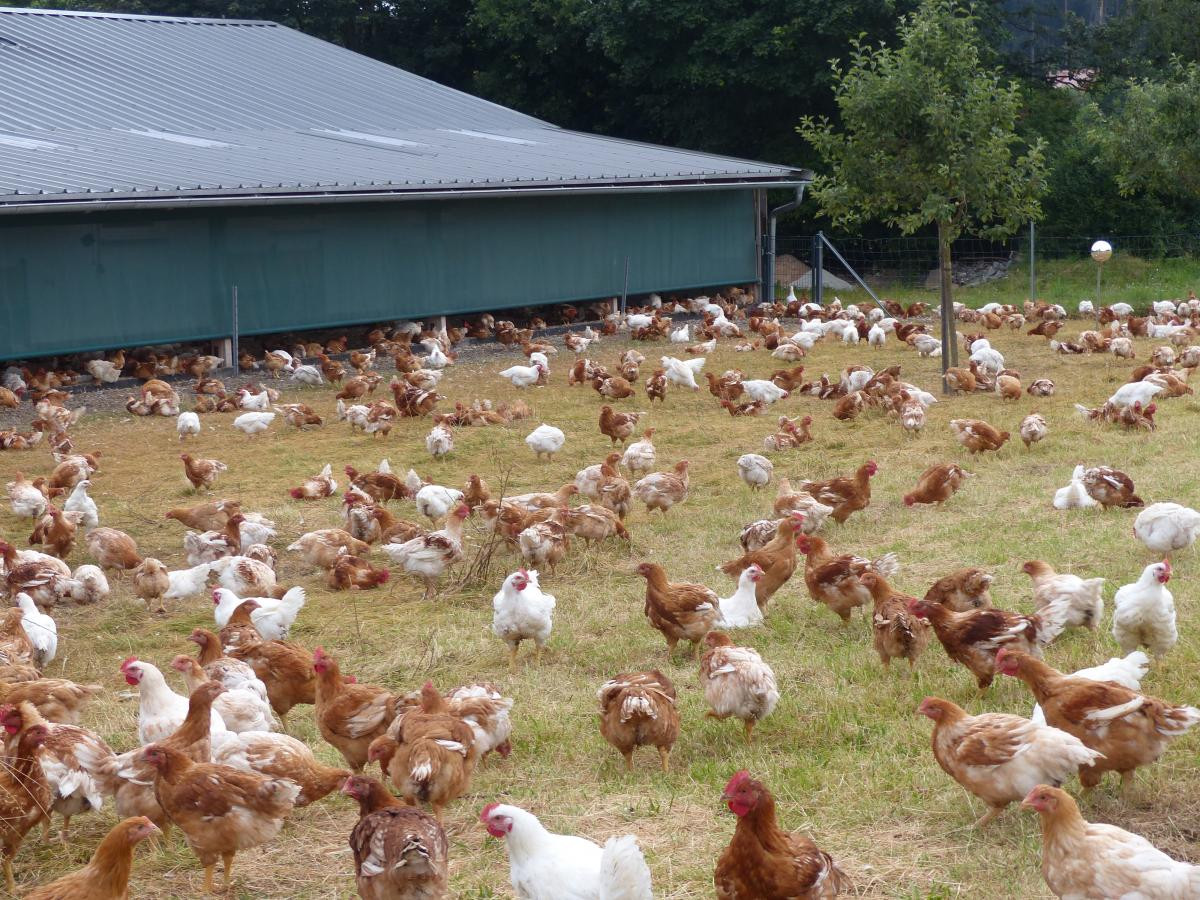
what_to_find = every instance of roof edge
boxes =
[0,6,273,26]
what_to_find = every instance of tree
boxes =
[799,0,1046,375]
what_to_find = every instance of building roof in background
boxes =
[0,7,805,211]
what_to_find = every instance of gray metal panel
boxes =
[0,7,802,205]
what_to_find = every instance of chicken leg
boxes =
[658,746,670,773]
[622,751,634,772]
[743,720,757,743]
[221,851,235,893]
[508,644,520,674]
[975,805,1004,828]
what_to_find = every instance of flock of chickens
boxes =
[0,284,1199,898]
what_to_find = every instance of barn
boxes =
[0,7,806,362]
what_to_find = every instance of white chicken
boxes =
[1052,465,1099,510]
[620,431,656,474]
[525,424,565,461]
[232,411,275,437]
[16,592,56,667]
[212,586,307,641]
[176,411,201,440]
[1077,299,1095,316]
[236,388,272,411]
[1031,651,1149,725]
[6,475,48,519]
[740,380,789,404]
[660,356,704,390]
[499,363,546,388]
[336,398,371,430]
[445,683,514,760]
[669,324,690,343]
[86,359,121,384]
[172,657,275,734]
[63,479,99,531]
[969,345,1005,376]
[163,562,215,600]
[913,334,942,357]
[119,657,226,746]
[1021,561,1105,632]
[699,634,779,742]
[290,365,324,386]
[492,569,556,671]
[1133,503,1200,554]
[382,504,470,598]
[233,513,277,550]
[415,483,465,522]
[1111,560,1176,658]
[55,564,110,605]
[425,423,454,459]
[209,555,277,597]
[1020,413,1048,449]
[481,804,653,900]
[736,454,773,491]
[1107,380,1162,409]
[716,565,764,629]
[868,323,887,348]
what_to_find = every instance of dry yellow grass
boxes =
[2,318,1199,898]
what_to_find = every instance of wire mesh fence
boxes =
[772,231,1200,301]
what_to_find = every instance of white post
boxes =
[437,315,447,336]
[218,337,234,369]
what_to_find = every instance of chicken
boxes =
[1024,784,1200,900]
[1027,378,1055,396]
[28,506,79,559]
[414,484,464,522]
[14,593,55,667]
[1053,464,1099,510]
[289,463,337,500]
[0,679,101,725]
[382,504,470,599]
[164,499,238,532]
[371,683,476,821]
[1107,380,1163,409]
[286,529,370,570]
[596,669,681,777]
[179,453,227,491]
[597,406,643,445]
[1019,412,1048,448]
[700,632,780,743]
[718,512,805,610]
[171,656,274,734]
[796,534,900,624]
[996,648,1200,795]
[644,368,667,402]
[425,422,454,458]
[637,562,720,656]
[1133,502,1200,553]
[632,460,689,513]
[232,411,275,437]
[661,355,704,390]
[7,472,53,519]
[343,775,449,900]
[1081,465,1143,509]
[211,730,349,808]
[736,454,773,491]
[902,463,969,507]
[139,742,298,894]
[119,657,225,747]
[1030,651,1149,726]
[23,815,158,900]
[861,572,930,671]
[0,609,36,667]
[906,600,1054,689]
[0,701,116,842]
[481,803,653,900]
[213,587,306,641]
[798,460,877,524]
[499,362,546,388]
[62,480,98,531]
[716,565,764,629]
[524,424,565,460]
[770,480,832,531]
[1020,560,1105,633]
[328,555,391,591]
[621,429,656,473]
[949,418,1010,454]
[715,770,846,899]
[492,569,556,671]
[209,555,277,598]
[227,640,316,731]
[917,697,1101,828]
[313,647,397,772]
[0,725,52,892]
[84,528,141,572]
[1111,560,1176,658]
[55,564,110,606]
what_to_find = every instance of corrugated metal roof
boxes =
[0,7,804,209]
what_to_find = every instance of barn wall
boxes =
[0,189,756,359]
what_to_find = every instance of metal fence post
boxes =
[228,285,239,371]
[1028,222,1036,302]
[813,232,824,307]
[620,256,629,318]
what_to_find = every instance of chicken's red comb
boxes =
[995,648,1010,663]
[723,770,752,794]
[120,656,138,671]
[480,802,500,822]
[312,647,327,660]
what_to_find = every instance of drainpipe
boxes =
[763,173,813,304]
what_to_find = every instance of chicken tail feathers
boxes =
[871,552,900,579]
[598,834,653,900]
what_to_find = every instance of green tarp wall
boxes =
[0,189,757,359]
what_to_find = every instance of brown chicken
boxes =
[996,648,1200,795]
[0,725,51,892]
[861,572,930,671]
[327,555,391,591]
[202,637,309,730]
[343,775,449,900]
[644,368,667,402]
[140,743,299,894]
[908,600,1053,689]
[164,499,238,532]
[289,464,337,499]
[219,600,262,651]
[636,562,720,656]
[463,474,491,508]
[593,375,636,400]
[131,558,170,614]
[903,463,970,507]
[313,648,398,772]
[0,609,36,668]
[0,678,101,725]
[949,419,1010,454]
[770,365,807,391]
[1081,466,1143,509]
[797,535,900,624]
[923,568,994,612]
[179,453,227,491]
[944,366,977,393]
[597,670,679,772]
[718,512,805,610]
[799,461,877,524]
[370,682,477,822]
[598,406,644,444]
[84,528,142,572]
[28,506,78,558]
[345,466,410,502]
[23,816,158,900]
[715,771,848,899]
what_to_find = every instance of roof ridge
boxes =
[0,6,274,26]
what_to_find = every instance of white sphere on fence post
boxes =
[1090,239,1112,307]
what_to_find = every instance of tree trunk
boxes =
[937,219,959,391]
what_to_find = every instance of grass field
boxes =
[3,312,1200,898]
